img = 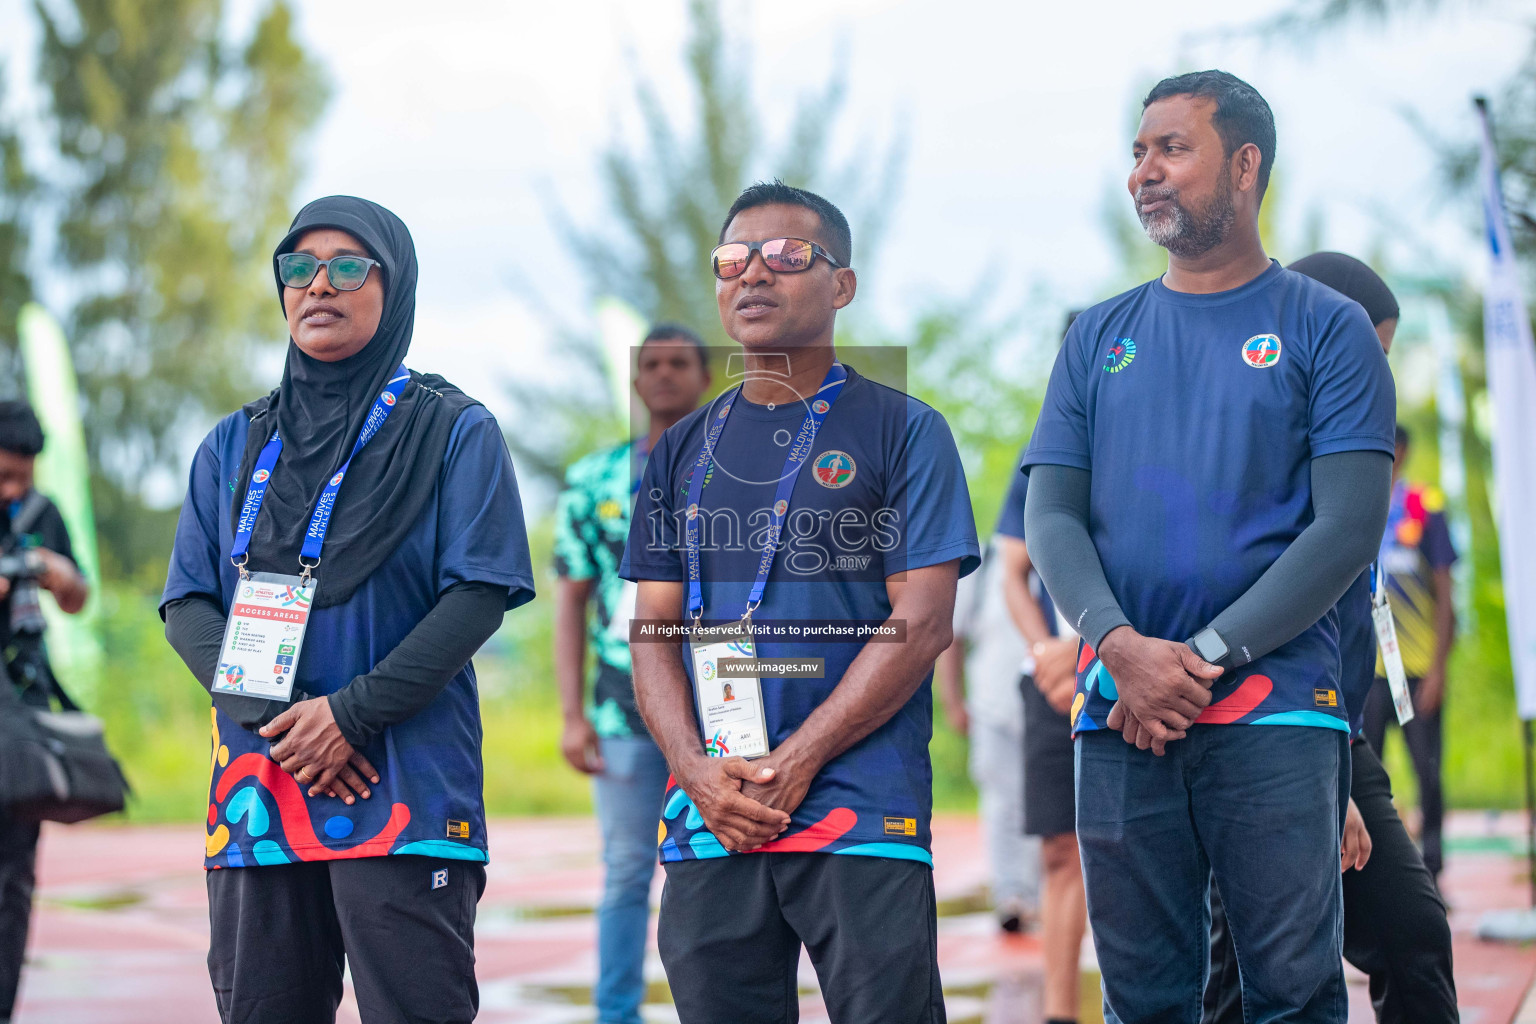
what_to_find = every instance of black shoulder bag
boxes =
[0,494,128,823]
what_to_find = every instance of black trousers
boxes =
[1363,676,1444,876]
[659,853,946,1024]
[0,809,38,1021]
[206,855,485,1024]
[1203,739,1457,1024]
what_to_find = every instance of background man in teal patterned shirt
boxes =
[553,324,709,1024]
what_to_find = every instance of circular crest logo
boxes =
[1103,338,1136,373]
[381,390,396,406]
[812,399,830,414]
[813,450,856,489]
[773,499,788,517]
[1242,334,1282,368]
[223,665,244,686]
[687,503,699,520]
[252,469,270,483]
[701,660,716,682]
[718,403,732,419]
[242,585,255,598]
[330,472,345,486]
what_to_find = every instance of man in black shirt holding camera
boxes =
[0,400,88,1021]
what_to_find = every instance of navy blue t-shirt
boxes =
[163,404,535,869]
[993,452,1058,636]
[1023,262,1395,734]
[1339,571,1375,737]
[621,364,980,865]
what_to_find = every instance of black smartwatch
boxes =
[1186,627,1229,668]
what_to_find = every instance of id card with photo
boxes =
[1371,587,1414,726]
[689,623,770,760]
[212,572,317,702]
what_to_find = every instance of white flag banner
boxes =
[1477,101,1536,720]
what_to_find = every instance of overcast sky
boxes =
[1,0,1528,427]
[270,1,1527,406]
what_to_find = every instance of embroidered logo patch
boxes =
[446,819,470,839]
[883,817,917,837]
[1314,689,1338,707]
[812,450,856,489]
[1242,334,1282,368]
[1103,338,1136,373]
[431,868,448,890]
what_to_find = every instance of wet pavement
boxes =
[13,812,1536,1022]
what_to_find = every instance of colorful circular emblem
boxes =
[252,469,270,483]
[813,450,856,489]
[687,503,699,520]
[717,403,732,418]
[1242,334,1282,368]
[223,665,244,686]
[812,399,830,414]
[773,499,788,517]
[1103,338,1136,373]
[242,585,255,598]
[381,391,396,406]
[330,472,345,486]
[701,660,716,682]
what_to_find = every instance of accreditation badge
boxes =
[688,618,770,759]
[1371,584,1415,726]
[212,572,317,703]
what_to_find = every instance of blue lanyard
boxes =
[684,363,848,624]
[230,365,411,576]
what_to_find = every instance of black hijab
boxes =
[1288,252,1400,328]
[231,196,478,608]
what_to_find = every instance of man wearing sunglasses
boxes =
[1023,72,1394,1022]
[622,181,978,1023]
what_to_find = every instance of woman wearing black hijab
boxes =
[162,196,534,1023]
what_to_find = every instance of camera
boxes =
[0,549,44,583]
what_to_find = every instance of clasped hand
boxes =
[259,696,380,804]
[1098,628,1222,756]
[678,754,806,853]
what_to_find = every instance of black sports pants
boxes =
[0,808,38,1021]
[1362,675,1444,876]
[1203,739,1456,1024]
[659,853,946,1024]
[206,854,485,1024]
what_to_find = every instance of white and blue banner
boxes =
[1477,100,1536,720]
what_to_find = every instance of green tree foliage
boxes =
[509,0,903,489]
[0,67,33,386]
[35,0,325,579]
[1248,0,1532,809]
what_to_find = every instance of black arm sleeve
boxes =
[327,581,506,748]
[1203,449,1392,667]
[163,595,294,731]
[1022,464,1132,650]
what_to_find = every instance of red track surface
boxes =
[13,812,1534,1022]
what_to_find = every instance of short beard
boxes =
[1137,175,1236,259]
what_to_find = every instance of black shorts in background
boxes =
[1021,673,1076,838]
[659,852,945,1024]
